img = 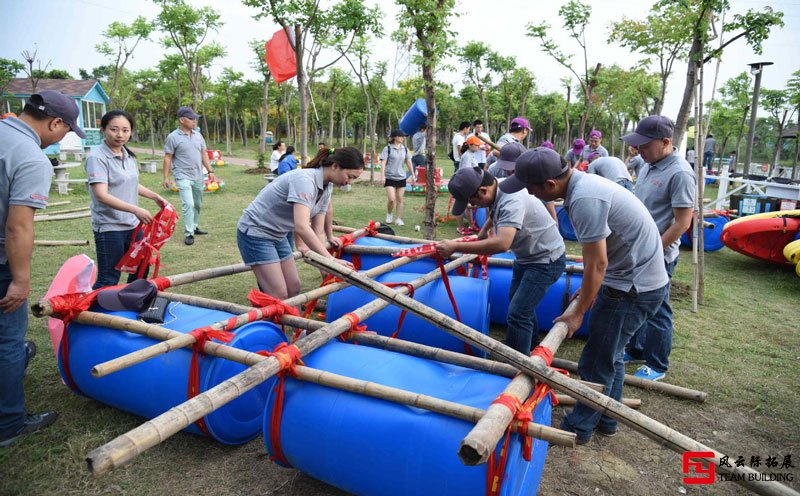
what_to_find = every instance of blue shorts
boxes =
[237,228,294,266]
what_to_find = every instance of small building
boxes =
[3,78,109,154]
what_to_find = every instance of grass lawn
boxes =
[2,159,798,495]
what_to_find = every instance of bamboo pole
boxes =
[302,251,796,496]
[46,200,71,208]
[40,206,90,215]
[34,211,91,222]
[89,253,424,377]
[83,255,476,477]
[459,299,576,465]
[34,239,90,246]
[550,357,708,403]
[554,395,641,409]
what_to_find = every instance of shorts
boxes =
[237,228,294,266]
[384,178,407,189]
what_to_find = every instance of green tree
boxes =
[786,70,800,178]
[248,39,271,159]
[96,16,154,107]
[0,58,24,102]
[458,41,497,127]
[218,68,244,155]
[761,88,795,175]
[527,0,601,137]
[609,3,691,115]
[156,0,225,108]
[715,72,752,171]
[396,0,458,239]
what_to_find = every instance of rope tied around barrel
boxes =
[186,326,235,435]
[339,312,375,342]
[257,343,304,466]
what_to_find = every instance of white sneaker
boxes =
[395,218,405,226]
[385,213,393,224]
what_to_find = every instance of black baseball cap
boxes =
[494,142,527,171]
[499,147,568,193]
[448,166,484,216]
[26,91,86,138]
[177,106,198,119]
[96,279,157,312]
[389,129,406,138]
[621,115,675,147]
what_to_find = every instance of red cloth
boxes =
[115,204,178,279]
[265,28,297,83]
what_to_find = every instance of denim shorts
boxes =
[237,228,294,266]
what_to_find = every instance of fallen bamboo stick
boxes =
[550,357,708,403]
[34,239,90,246]
[458,299,575,465]
[301,251,796,496]
[34,211,91,222]
[90,253,425,377]
[42,205,90,215]
[82,255,477,477]
[554,395,641,409]
[46,200,71,208]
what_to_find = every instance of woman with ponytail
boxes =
[85,110,170,288]
[237,146,363,298]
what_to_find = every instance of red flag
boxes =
[265,28,297,83]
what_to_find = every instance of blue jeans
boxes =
[505,254,567,353]
[703,151,714,171]
[562,282,668,437]
[0,264,28,437]
[176,178,204,237]
[617,179,633,191]
[412,155,425,168]
[92,229,144,289]
[625,259,677,372]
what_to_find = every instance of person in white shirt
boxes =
[451,121,470,170]
[471,119,492,169]
[270,142,285,173]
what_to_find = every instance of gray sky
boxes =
[2,0,798,122]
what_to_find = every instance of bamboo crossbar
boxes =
[34,211,91,222]
[83,255,477,477]
[550,357,708,403]
[458,299,576,465]
[90,253,425,377]
[34,239,90,246]
[554,395,641,409]
[40,206,90,215]
[46,200,71,208]
[301,251,797,496]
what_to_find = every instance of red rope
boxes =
[530,346,554,367]
[150,276,171,291]
[187,326,235,435]
[259,343,304,466]
[247,289,300,323]
[433,255,474,356]
[340,312,373,341]
[383,283,415,339]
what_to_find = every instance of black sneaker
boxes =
[184,235,195,246]
[23,341,36,376]
[194,228,208,235]
[0,411,58,447]
[595,424,618,438]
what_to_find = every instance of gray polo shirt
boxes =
[487,133,521,167]
[412,131,426,157]
[634,150,696,263]
[487,162,508,179]
[86,142,139,232]
[628,155,645,176]
[238,167,332,240]
[565,149,582,167]
[588,157,632,183]
[164,128,207,181]
[0,117,53,264]
[564,171,668,292]
[581,144,609,161]
[380,144,411,181]
[704,137,716,153]
[492,181,565,264]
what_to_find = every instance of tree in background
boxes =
[20,46,50,93]
[527,0,601,138]
[218,68,243,156]
[761,88,796,175]
[96,16,154,107]
[713,71,751,171]
[458,41,497,128]
[248,39,271,161]
[397,0,458,239]
[787,70,800,179]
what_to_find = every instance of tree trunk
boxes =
[563,86,571,152]
[733,105,749,173]
[422,47,438,240]
[328,83,336,144]
[653,74,668,115]
[259,75,270,157]
[224,99,231,156]
[674,36,703,149]
[295,24,309,165]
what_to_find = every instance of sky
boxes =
[2,0,798,122]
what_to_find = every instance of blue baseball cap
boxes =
[27,91,86,138]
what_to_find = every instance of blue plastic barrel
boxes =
[399,98,427,136]
[59,303,287,444]
[263,340,551,496]
[473,207,487,228]
[326,271,490,357]
[556,206,577,241]
[680,215,729,252]
[340,236,441,274]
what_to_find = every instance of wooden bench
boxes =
[54,176,88,195]
[139,161,158,174]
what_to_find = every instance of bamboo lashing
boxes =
[332,225,582,262]
[459,299,577,465]
[34,239,90,246]
[550,357,708,403]
[89,253,425,377]
[34,211,92,222]
[82,255,477,477]
[301,251,796,496]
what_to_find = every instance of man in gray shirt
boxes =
[500,147,668,445]
[162,106,215,245]
[0,90,83,445]
[622,115,695,382]
[588,156,633,191]
[436,165,565,353]
[703,133,716,172]
[411,124,427,169]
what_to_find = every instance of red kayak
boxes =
[721,210,800,264]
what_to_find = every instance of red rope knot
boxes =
[150,276,171,291]
[247,289,299,323]
[258,342,304,378]
[258,342,305,467]
[530,345,554,367]
[490,393,523,415]
[340,312,371,341]
[186,326,235,436]
[48,290,102,325]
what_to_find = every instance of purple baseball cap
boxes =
[510,117,531,131]
[572,139,586,152]
[177,106,198,120]
[588,130,602,140]
[495,142,527,171]
[499,147,568,193]
[621,115,675,147]
[539,140,554,149]
[448,166,484,216]
[587,151,601,162]
[26,91,86,138]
